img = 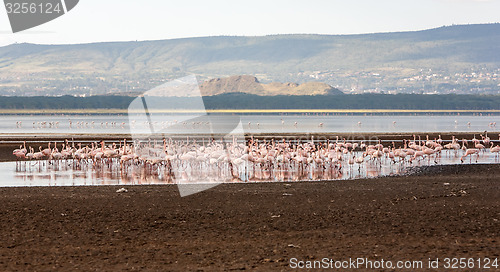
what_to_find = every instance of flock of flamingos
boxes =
[11,131,500,183]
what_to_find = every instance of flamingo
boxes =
[491,144,500,160]
[474,139,485,151]
[412,150,424,162]
[437,135,443,145]
[461,148,479,163]
[13,149,26,160]
[25,147,34,160]
[481,131,490,146]
[33,147,44,160]
[9,132,497,185]
[41,143,51,157]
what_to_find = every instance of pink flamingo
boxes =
[412,150,424,162]
[41,143,51,157]
[474,139,485,151]
[461,148,479,163]
[481,131,490,146]
[33,147,44,160]
[490,143,500,160]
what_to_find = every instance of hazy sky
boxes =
[1,0,499,46]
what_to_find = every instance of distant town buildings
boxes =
[0,67,498,96]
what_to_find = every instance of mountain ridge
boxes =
[0,23,499,96]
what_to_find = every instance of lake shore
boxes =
[0,164,498,271]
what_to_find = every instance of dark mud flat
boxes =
[0,165,499,271]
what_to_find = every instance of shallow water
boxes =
[1,150,498,187]
[2,114,500,134]
[3,113,500,187]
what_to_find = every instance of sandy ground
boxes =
[0,164,498,271]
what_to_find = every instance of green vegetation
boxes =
[0,96,134,109]
[1,94,500,110]
[203,94,500,110]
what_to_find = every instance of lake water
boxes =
[2,113,499,188]
[1,114,499,134]
[1,150,499,187]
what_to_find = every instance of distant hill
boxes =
[199,75,343,96]
[0,24,499,96]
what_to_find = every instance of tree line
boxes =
[0,94,500,110]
